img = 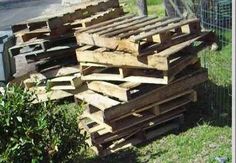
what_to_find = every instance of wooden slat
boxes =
[75,90,120,111]
[131,18,200,42]
[99,16,158,36]
[88,81,130,102]
[77,14,135,33]
[81,72,169,85]
[117,17,180,39]
[72,7,124,28]
[88,15,144,34]
[41,65,80,79]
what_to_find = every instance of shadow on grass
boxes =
[184,80,232,129]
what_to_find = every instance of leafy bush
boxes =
[0,85,87,162]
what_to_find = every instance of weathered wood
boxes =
[76,32,206,70]
[71,8,124,28]
[91,108,185,144]
[75,16,202,54]
[32,89,74,104]
[91,114,183,156]
[84,89,195,134]
[74,90,120,111]
[102,69,207,121]
[88,81,130,101]
[80,65,169,84]
[41,65,80,78]
[11,0,120,34]
[48,73,82,90]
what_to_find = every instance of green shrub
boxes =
[0,85,87,163]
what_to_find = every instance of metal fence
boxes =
[194,0,232,126]
[165,0,232,125]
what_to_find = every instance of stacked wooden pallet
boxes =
[10,0,124,102]
[74,15,209,155]
[9,0,124,69]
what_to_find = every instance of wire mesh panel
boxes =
[164,0,232,125]
[194,0,232,125]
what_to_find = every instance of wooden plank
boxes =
[103,69,208,121]
[20,28,50,42]
[74,90,120,111]
[88,81,130,102]
[41,65,80,79]
[70,0,120,22]
[77,14,136,33]
[71,7,125,28]
[98,16,158,36]
[81,72,169,85]
[32,89,73,104]
[88,15,145,34]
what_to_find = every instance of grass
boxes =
[77,124,232,163]
[120,0,165,16]
[200,44,232,86]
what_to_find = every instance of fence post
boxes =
[137,0,148,16]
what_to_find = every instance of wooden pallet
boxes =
[85,113,184,156]
[78,89,196,134]
[79,54,199,84]
[11,0,123,43]
[76,32,208,70]
[75,15,201,54]
[86,108,185,146]
[11,0,120,34]
[75,68,208,122]
[18,7,124,42]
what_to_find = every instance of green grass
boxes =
[79,124,231,163]
[200,44,232,86]
[120,0,165,16]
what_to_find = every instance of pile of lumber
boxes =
[74,14,210,155]
[8,0,213,156]
[9,0,124,103]
[9,0,124,71]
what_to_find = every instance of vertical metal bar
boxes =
[137,0,148,16]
